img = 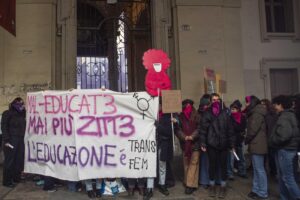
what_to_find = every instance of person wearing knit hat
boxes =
[176,99,200,194]
[227,100,247,181]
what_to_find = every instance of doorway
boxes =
[76,0,151,92]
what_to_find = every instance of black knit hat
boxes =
[182,99,194,107]
[230,100,242,109]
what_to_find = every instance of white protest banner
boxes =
[24,90,159,181]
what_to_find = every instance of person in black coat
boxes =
[269,95,300,200]
[228,100,247,179]
[261,99,278,177]
[1,97,26,187]
[198,99,235,198]
[156,107,174,196]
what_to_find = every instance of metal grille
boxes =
[77,0,151,92]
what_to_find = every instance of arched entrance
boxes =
[76,0,151,92]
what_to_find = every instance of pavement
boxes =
[0,152,280,200]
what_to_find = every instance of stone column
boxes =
[151,0,179,88]
[0,28,4,86]
[56,0,77,90]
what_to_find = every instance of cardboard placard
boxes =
[161,90,182,113]
[204,67,216,81]
[219,80,227,94]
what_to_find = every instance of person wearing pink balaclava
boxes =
[198,94,235,199]
[176,99,200,195]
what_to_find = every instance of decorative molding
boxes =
[175,0,241,8]
[17,0,56,4]
[260,58,300,98]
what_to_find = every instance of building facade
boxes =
[0,0,299,111]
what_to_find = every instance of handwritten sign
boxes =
[219,80,227,94]
[161,90,182,113]
[204,67,216,81]
[24,90,159,181]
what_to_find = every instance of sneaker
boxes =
[208,185,216,197]
[158,185,169,196]
[143,189,153,200]
[248,191,258,199]
[35,180,45,186]
[46,189,57,193]
[87,191,96,198]
[218,186,226,199]
[228,175,235,180]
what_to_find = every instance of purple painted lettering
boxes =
[104,145,117,167]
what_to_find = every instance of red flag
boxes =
[0,0,16,36]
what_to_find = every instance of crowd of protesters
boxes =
[1,93,300,199]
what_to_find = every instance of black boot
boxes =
[158,185,169,196]
[185,187,195,195]
[143,189,153,200]
[87,191,96,198]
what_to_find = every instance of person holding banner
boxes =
[176,99,200,194]
[1,97,26,187]
[198,97,235,199]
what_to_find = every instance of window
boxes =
[259,0,300,41]
[265,0,294,33]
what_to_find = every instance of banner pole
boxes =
[222,93,224,109]
[171,113,176,153]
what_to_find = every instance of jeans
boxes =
[159,160,167,185]
[275,149,300,200]
[158,149,167,186]
[85,179,102,191]
[68,181,77,192]
[146,178,154,189]
[199,152,209,185]
[252,154,268,198]
[236,146,247,176]
[227,151,234,177]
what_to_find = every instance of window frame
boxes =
[259,0,300,42]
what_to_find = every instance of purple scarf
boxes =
[212,102,220,116]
